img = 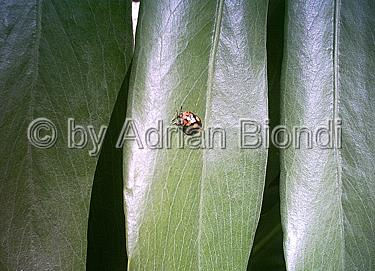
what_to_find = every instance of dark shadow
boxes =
[247,176,285,271]
[86,64,132,271]
[247,0,286,270]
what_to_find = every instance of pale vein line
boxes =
[25,0,43,268]
[333,0,345,269]
[198,0,224,270]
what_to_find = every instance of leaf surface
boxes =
[124,0,269,270]
[0,1,132,270]
[280,0,375,270]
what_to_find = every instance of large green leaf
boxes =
[124,0,268,270]
[281,0,375,270]
[0,1,132,270]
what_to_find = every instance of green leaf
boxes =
[280,0,375,270]
[0,1,132,270]
[124,0,269,270]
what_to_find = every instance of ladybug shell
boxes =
[176,111,202,135]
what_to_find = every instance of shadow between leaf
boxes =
[247,0,286,270]
[86,64,132,271]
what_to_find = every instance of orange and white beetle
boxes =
[171,107,202,135]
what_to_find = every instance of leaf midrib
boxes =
[29,0,42,116]
[27,0,42,267]
[333,0,345,268]
[198,0,224,269]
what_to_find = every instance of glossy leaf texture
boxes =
[0,1,132,270]
[280,0,375,270]
[124,0,268,270]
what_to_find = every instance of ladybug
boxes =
[171,107,202,135]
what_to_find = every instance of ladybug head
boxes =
[171,106,183,125]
